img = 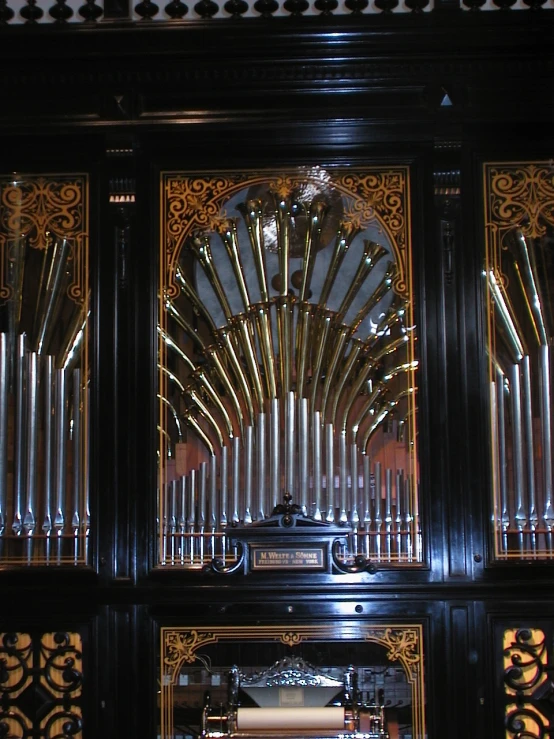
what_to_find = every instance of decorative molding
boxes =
[0,174,88,305]
[163,167,410,300]
[486,162,554,241]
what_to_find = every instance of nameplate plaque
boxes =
[251,546,325,571]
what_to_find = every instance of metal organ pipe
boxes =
[0,334,8,536]
[13,333,26,536]
[23,352,39,538]
[54,368,68,542]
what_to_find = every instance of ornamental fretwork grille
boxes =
[484,161,554,560]
[159,166,421,571]
[502,626,554,739]
[0,174,91,566]
[0,631,83,739]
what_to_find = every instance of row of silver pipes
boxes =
[0,333,89,563]
[491,350,554,555]
[159,393,421,566]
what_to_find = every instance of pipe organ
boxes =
[484,162,554,560]
[158,167,421,571]
[0,175,90,566]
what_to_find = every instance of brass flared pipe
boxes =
[351,262,398,334]
[361,387,415,453]
[8,235,27,339]
[253,303,277,399]
[487,269,527,361]
[59,303,87,371]
[335,241,388,325]
[338,334,410,439]
[191,235,234,323]
[160,362,235,441]
[299,200,328,303]
[157,426,173,459]
[328,340,363,426]
[218,219,251,313]
[34,237,70,354]
[275,198,291,298]
[366,299,409,346]
[319,325,351,422]
[511,231,552,344]
[319,222,361,307]
[276,296,294,397]
[159,363,186,394]
[186,388,225,448]
[164,299,205,352]
[175,266,218,335]
[219,220,265,403]
[217,328,255,425]
[193,368,237,440]
[348,333,411,434]
[237,199,269,303]
[183,414,215,456]
[158,325,196,372]
[338,356,376,437]
[204,344,245,436]
[295,302,314,400]
[158,393,183,441]
[352,360,418,443]
[230,314,265,412]
[309,309,333,412]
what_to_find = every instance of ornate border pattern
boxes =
[163,167,411,300]
[486,163,554,241]
[0,175,88,305]
[160,623,426,739]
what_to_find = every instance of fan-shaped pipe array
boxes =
[158,187,420,568]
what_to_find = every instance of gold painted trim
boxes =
[160,623,426,739]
